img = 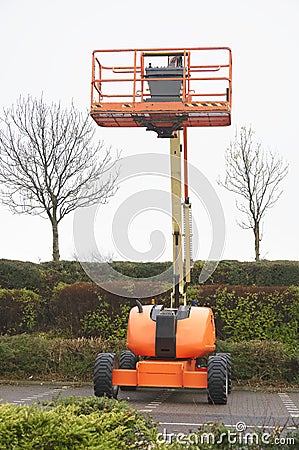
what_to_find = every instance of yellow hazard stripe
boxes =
[185,102,223,107]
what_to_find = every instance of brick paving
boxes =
[0,384,298,433]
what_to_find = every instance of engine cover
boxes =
[126,305,216,358]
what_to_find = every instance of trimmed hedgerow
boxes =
[187,285,299,343]
[0,259,299,293]
[47,283,299,343]
[216,340,299,385]
[0,282,298,344]
[0,259,42,291]
[0,334,124,381]
[48,282,101,336]
[47,281,169,338]
[191,260,299,286]
[48,282,135,338]
[0,288,44,334]
[0,334,297,385]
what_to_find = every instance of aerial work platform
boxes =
[91,46,233,404]
[90,47,232,137]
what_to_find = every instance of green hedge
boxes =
[0,334,297,385]
[191,260,299,286]
[0,334,123,381]
[0,283,298,344]
[1,259,299,293]
[217,340,299,385]
[48,282,134,338]
[0,260,42,291]
[187,285,299,343]
[0,288,44,334]
[0,397,156,450]
[50,283,298,343]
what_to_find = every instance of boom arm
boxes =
[170,130,193,307]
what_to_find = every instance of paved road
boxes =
[0,383,298,436]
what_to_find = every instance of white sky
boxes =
[0,0,298,263]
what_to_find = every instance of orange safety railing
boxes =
[91,47,232,106]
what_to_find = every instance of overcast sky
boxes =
[0,0,298,263]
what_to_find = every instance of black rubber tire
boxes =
[94,352,119,398]
[119,350,138,391]
[207,354,228,405]
[216,352,232,394]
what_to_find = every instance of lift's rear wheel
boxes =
[94,352,119,398]
[207,354,228,405]
[119,350,138,391]
[216,352,232,394]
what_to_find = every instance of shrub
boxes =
[0,259,298,297]
[111,261,172,279]
[0,334,125,381]
[81,303,131,340]
[0,289,44,334]
[216,340,299,385]
[44,336,124,380]
[39,260,89,294]
[0,333,51,378]
[214,288,298,343]
[48,281,158,338]
[0,282,297,344]
[0,259,42,291]
[0,397,156,449]
[48,283,101,336]
[187,285,299,343]
[0,335,297,385]
[191,260,299,286]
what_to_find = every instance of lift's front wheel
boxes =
[216,352,232,394]
[207,354,228,405]
[119,350,138,391]
[94,352,119,398]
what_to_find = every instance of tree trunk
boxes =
[52,217,60,262]
[254,222,260,262]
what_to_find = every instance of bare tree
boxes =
[0,96,119,262]
[218,125,288,261]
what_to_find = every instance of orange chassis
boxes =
[112,304,215,389]
[113,359,207,389]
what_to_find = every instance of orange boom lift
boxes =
[90,47,232,404]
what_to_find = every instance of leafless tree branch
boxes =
[218,125,288,261]
[0,95,119,261]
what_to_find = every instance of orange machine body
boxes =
[112,304,216,389]
[112,359,208,389]
[127,305,216,358]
